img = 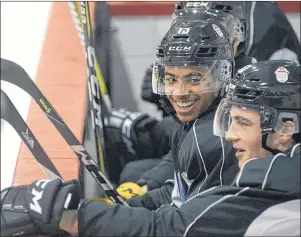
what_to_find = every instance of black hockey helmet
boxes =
[152,17,234,119]
[214,60,301,153]
[170,5,245,45]
[173,1,249,56]
[173,1,247,23]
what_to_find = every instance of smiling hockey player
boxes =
[105,10,248,204]
[112,6,252,198]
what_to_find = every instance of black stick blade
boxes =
[1,89,62,180]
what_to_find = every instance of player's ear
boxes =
[279,120,295,145]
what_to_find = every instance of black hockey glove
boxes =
[105,108,158,159]
[140,64,168,113]
[235,54,257,72]
[141,64,158,104]
[1,178,80,237]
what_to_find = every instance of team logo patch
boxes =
[212,24,223,38]
[274,66,289,83]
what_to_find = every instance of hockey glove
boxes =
[140,64,161,105]
[88,197,113,205]
[116,182,147,200]
[105,108,158,159]
[140,64,168,116]
[1,178,80,236]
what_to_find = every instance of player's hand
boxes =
[117,182,147,200]
[1,178,80,236]
[105,108,157,158]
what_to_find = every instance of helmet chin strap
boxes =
[261,133,282,155]
[159,96,183,125]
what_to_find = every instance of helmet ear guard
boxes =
[273,112,300,136]
[262,111,300,154]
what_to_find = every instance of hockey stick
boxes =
[1,89,62,180]
[69,2,112,112]
[68,2,112,176]
[0,58,128,206]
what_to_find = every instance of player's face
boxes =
[225,106,271,168]
[165,66,218,122]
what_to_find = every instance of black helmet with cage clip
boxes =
[214,60,301,154]
[173,1,248,56]
[152,16,234,121]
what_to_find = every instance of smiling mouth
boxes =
[175,99,198,109]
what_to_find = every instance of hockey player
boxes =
[112,7,252,197]
[107,10,247,204]
[116,0,301,192]
[2,60,300,237]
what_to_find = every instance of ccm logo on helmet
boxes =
[186,2,209,7]
[168,46,192,51]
